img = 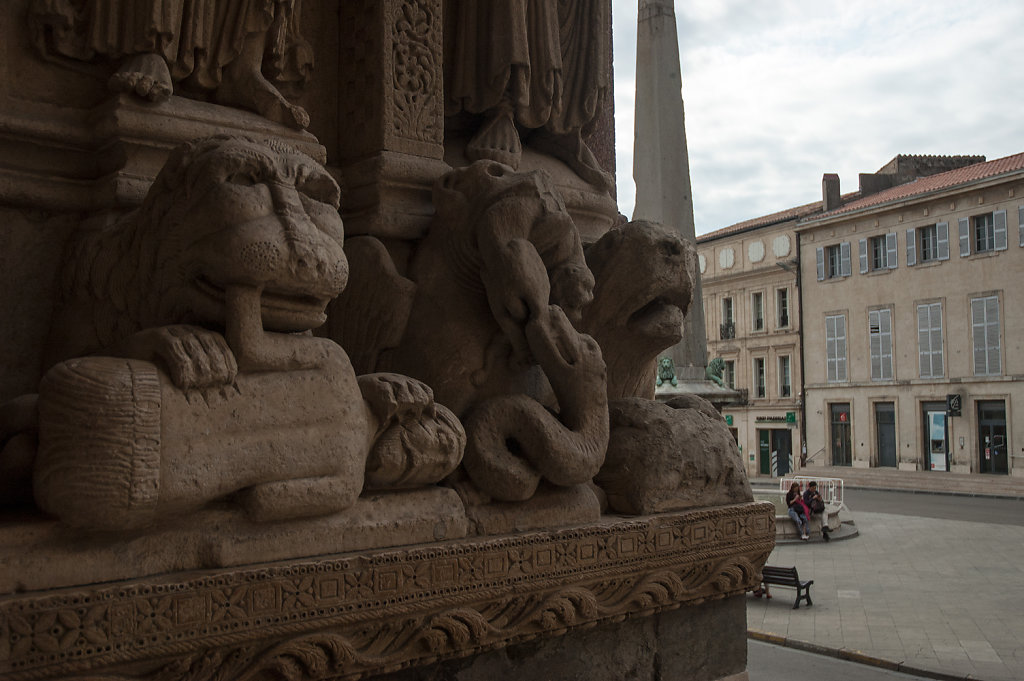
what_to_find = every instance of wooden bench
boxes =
[753,565,813,609]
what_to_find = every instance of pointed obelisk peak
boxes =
[633,0,707,379]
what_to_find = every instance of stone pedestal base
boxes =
[0,94,325,212]
[0,488,467,593]
[0,502,774,681]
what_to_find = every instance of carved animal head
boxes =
[580,221,695,400]
[60,136,348,353]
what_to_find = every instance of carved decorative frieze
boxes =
[0,503,775,680]
[337,0,443,161]
[390,0,443,145]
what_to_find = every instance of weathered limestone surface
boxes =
[0,504,773,681]
[0,2,771,679]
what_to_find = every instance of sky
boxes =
[611,0,1024,235]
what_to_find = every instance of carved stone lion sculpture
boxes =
[580,220,752,514]
[706,357,727,387]
[3,136,463,530]
[580,220,693,401]
[656,356,678,387]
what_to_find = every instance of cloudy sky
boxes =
[611,0,1024,235]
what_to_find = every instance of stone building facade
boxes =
[698,207,815,478]
[800,153,1024,476]
[698,153,1023,480]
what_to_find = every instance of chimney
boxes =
[822,173,840,211]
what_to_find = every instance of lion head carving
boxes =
[581,220,694,400]
[48,135,348,366]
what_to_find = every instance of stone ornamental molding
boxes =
[0,503,774,681]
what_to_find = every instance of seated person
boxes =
[803,480,830,541]
[786,481,810,540]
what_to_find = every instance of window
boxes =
[868,309,893,380]
[751,292,764,331]
[816,242,851,280]
[778,355,792,398]
[971,295,1001,375]
[776,288,790,328]
[907,222,950,266]
[917,303,943,378]
[753,357,766,398]
[859,233,897,272]
[825,314,847,382]
[975,213,995,252]
[723,360,735,389]
[959,211,1007,256]
[720,297,735,339]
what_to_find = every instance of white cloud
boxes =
[613,0,1024,233]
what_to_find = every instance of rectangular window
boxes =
[753,357,766,398]
[723,360,735,389]
[720,297,735,339]
[974,213,995,252]
[752,292,764,331]
[917,303,943,378]
[825,314,847,382]
[870,235,888,269]
[971,295,1001,375]
[816,242,851,280]
[868,309,893,380]
[827,244,842,277]
[963,211,1008,255]
[909,223,949,266]
[860,233,898,272]
[920,225,937,261]
[778,355,792,398]
[776,288,790,328]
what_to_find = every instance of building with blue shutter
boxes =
[799,153,1024,476]
[698,153,1024,479]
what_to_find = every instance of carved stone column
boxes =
[337,0,449,244]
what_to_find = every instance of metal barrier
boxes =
[778,475,844,506]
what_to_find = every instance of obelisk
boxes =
[632,0,708,381]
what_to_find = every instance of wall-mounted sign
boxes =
[725,415,734,426]
[946,394,962,417]
[785,411,797,423]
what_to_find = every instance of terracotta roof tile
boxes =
[812,152,1024,219]
[696,200,823,242]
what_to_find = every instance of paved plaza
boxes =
[747,469,1024,680]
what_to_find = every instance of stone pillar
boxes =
[632,0,708,381]
[336,0,449,244]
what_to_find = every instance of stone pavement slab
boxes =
[747,511,1024,681]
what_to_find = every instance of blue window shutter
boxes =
[886,232,898,269]
[859,238,868,273]
[840,241,851,277]
[937,222,949,260]
[994,210,1007,250]
[906,228,917,266]
[959,217,970,256]
[816,247,825,281]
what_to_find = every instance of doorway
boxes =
[830,403,852,466]
[922,401,948,471]
[977,400,1007,474]
[758,429,792,476]
[875,402,897,467]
